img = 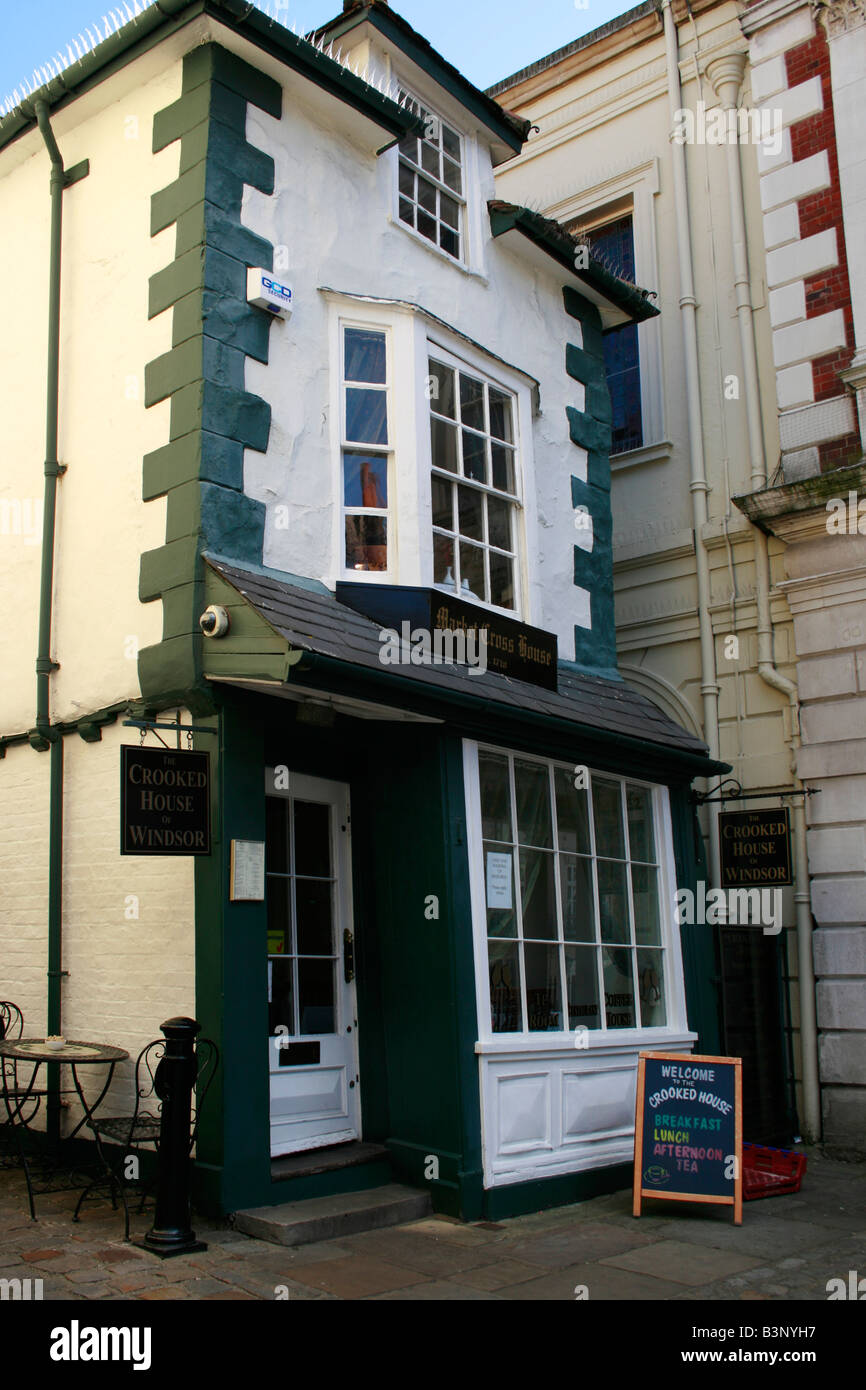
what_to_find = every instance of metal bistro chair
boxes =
[73,1033,219,1240]
[0,1001,50,1139]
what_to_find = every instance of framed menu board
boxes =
[633,1052,742,1225]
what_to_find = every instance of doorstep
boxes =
[233,1183,432,1247]
[270,1141,389,1183]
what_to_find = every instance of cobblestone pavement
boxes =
[1,1148,863,1301]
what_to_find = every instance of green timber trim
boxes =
[489,204,659,323]
[482,1161,632,1221]
[138,44,280,714]
[202,566,296,684]
[563,289,616,674]
[1,0,422,157]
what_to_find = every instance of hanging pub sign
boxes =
[719,807,792,887]
[120,746,210,856]
[335,582,558,691]
[633,1052,742,1224]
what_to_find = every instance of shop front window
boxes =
[476,748,667,1035]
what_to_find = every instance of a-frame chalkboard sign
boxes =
[633,1052,743,1225]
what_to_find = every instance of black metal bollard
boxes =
[141,1017,207,1258]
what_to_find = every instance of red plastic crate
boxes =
[742,1142,807,1201]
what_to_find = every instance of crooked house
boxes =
[0,0,727,1221]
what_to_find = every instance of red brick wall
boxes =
[785,31,855,408]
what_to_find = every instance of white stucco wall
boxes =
[233,42,595,661]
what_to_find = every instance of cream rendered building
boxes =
[492,0,866,1153]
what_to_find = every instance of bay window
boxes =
[473,746,671,1038]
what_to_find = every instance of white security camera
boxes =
[199,605,230,638]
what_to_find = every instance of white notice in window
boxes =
[230,839,265,901]
[486,851,513,910]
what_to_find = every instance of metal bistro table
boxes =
[0,1038,129,1219]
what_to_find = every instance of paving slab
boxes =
[498,1261,684,1300]
[649,1214,836,1258]
[502,1220,657,1268]
[371,1280,502,1300]
[339,1227,501,1277]
[601,1239,763,1286]
[287,1254,430,1299]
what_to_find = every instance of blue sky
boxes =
[0,0,638,105]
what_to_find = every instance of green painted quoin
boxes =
[139,44,281,711]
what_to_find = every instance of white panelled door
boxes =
[265,771,360,1157]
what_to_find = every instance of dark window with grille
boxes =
[588,215,643,454]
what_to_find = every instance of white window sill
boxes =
[475,1029,697,1057]
[388,213,489,285]
[610,440,674,473]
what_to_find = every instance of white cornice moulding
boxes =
[742,0,815,36]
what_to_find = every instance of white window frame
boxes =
[463,739,689,1050]
[546,159,669,468]
[334,315,399,585]
[394,88,467,266]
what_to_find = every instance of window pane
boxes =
[268,957,294,1037]
[555,768,591,854]
[442,156,461,193]
[418,177,436,215]
[398,162,414,199]
[487,495,511,550]
[431,417,458,472]
[298,958,334,1035]
[515,760,552,847]
[433,532,455,586]
[440,192,459,229]
[442,124,461,160]
[638,947,666,1027]
[343,452,387,508]
[398,133,418,159]
[597,858,629,942]
[431,475,453,530]
[345,515,387,571]
[458,485,483,541]
[484,842,516,938]
[489,940,522,1032]
[458,541,484,600]
[488,388,513,443]
[491,442,514,493]
[460,374,485,431]
[265,795,289,875]
[346,387,387,446]
[627,784,656,863]
[418,209,436,242]
[479,753,512,842]
[293,801,330,877]
[344,328,386,384]
[266,877,291,956]
[420,143,439,177]
[632,864,661,945]
[565,945,601,1030]
[489,552,514,610]
[295,879,332,956]
[604,322,642,454]
[429,361,455,418]
[519,849,557,940]
[439,225,460,259]
[399,198,414,227]
[559,854,595,942]
[593,778,625,859]
[602,947,636,1028]
[461,430,487,482]
[525,943,563,1030]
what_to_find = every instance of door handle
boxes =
[343,928,355,983]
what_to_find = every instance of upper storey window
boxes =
[397,90,464,262]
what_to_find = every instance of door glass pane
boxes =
[627,784,656,862]
[593,777,625,859]
[298,958,335,1035]
[602,946,635,1028]
[295,879,332,956]
[597,858,629,942]
[265,796,289,874]
[559,854,595,942]
[484,843,516,938]
[524,943,563,1031]
[632,864,661,945]
[266,877,291,956]
[479,753,512,842]
[268,958,295,1037]
[565,945,601,1030]
[489,939,522,1032]
[519,849,556,940]
[555,768,591,854]
[293,801,331,877]
[637,947,666,1027]
[515,760,552,847]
